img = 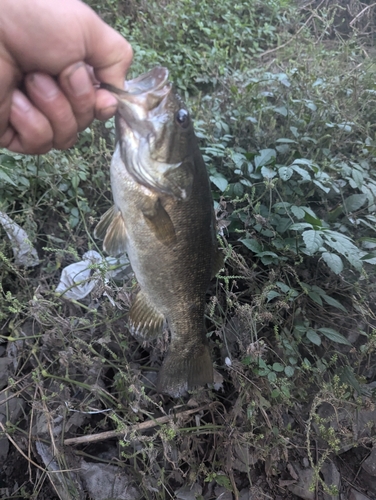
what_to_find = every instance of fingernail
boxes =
[29,73,59,99]
[67,63,92,97]
[12,91,32,112]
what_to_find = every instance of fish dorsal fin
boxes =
[142,198,177,247]
[129,291,165,340]
[94,206,128,257]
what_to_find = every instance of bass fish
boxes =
[95,67,221,397]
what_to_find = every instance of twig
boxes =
[259,0,327,58]
[64,404,210,446]
[350,3,376,27]
[259,14,314,58]
[0,421,46,473]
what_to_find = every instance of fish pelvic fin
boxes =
[157,342,213,397]
[94,206,128,257]
[129,291,165,340]
[142,198,177,247]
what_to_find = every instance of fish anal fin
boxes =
[157,342,213,397]
[129,291,165,340]
[143,199,176,246]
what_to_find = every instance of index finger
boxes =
[0,57,21,138]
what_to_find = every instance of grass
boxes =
[1,0,376,498]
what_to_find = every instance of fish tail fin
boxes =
[157,342,213,397]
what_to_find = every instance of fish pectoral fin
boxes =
[95,206,128,256]
[129,291,165,340]
[142,198,177,246]
[163,162,194,201]
[157,342,213,397]
[94,206,117,240]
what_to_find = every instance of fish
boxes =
[95,67,222,397]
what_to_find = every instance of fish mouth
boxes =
[100,67,171,121]
[100,66,169,97]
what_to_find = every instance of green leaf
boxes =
[306,329,321,346]
[276,138,296,144]
[313,180,331,193]
[321,251,345,274]
[318,328,352,345]
[343,194,367,213]
[240,238,262,253]
[274,106,288,116]
[291,206,305,219]
[292,158,314,169]
[351,169,364,189]
[254,148,276,168]
[0,168,16,186]
[267,291,281,302]
[308,291,322,305]
[291,164,312,181]
[276,281,291,293]
[302,230,323,254]
[289,223,313,231]
[278,166,293,181]
[321,293,347,312]
[284,366,295,377]
[323,232,362,271]
[261,166,277,178]
[303,212,322,227]
[210,173,228,192]
[276,218,292,233]
[336,366,363,394]
[215,475,233,491]
[273,363,284,372]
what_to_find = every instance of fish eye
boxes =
[175,109,190,129]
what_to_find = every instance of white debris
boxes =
[0,211,39,267]
[56,250,130,300]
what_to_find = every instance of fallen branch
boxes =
[350,3,376,28]
[64,405,210,446]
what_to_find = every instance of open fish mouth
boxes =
[100,67,171,110]
[100,67,173,145]
[123,66,169,95]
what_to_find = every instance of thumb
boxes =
[83,11,133,88]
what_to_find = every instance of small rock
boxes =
[321,461,340,500]
[239,489,251,500]
[175,483,202,500]
[359,469,376,496]
[362,448,376,477]
[80,460,140,500]
[215,485,233,500]
[0,415,9,463]
[233,443,257,473]
[348,489,372,500]
[287,463,315,500]
[0,358,11,390]
[0,390,25,424]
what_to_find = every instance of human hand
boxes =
[0,0,133,154]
